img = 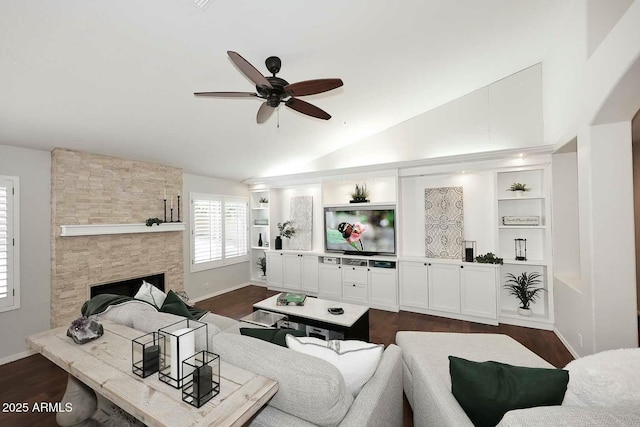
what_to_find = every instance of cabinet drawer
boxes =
[342,267,368,284]
[343,283,367,302]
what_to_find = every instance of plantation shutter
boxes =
[192,198,223,264]
[0,179,14,309]
[224,199,248,259]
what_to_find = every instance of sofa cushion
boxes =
[134,280,167,308]
[239,328,306,347]
[159,290,195,319]
[449,356,569,427]
[211,332,353,426]
[286,335,383,397]
[562,348,640,408]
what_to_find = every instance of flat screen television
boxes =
[324,206,396,255]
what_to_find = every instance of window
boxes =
[0,176,19,312]
[190,193,248,272]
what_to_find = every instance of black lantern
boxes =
[462,240,476,263]
[181,351,221,408]
[514,238,527,261]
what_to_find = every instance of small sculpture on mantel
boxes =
[145,218,163,227]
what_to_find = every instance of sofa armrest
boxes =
[339,344,403,427]
[412,356,474,427]
[498,406,640,426]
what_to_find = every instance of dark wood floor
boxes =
[0,285,573,427]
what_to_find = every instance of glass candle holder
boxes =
[181,351,221,408]
[132,332,164,378]
[462,240,476,262]
[158,319,208,388]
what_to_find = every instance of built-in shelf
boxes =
[497,196,545,201]
[253,225,269,228]
[251,246,269,250]
[252,207,269,210]
[502,258,547,266]
[60,223,186,237]
[500,309,553,324]
[498,226,547,229]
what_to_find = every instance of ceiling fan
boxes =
[194,51,343,123]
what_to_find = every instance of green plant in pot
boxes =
[275,221,296,250]
[350,184,369,203]
[504,272,545,316]
[508,182,530,197]
[256,255,267,277]
[258,196,268,207]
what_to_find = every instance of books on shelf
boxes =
[276,292,307,306]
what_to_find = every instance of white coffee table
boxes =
[253,294,370,341]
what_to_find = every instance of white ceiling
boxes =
[0,0,568,181]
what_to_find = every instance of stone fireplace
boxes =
[51,148,184,327]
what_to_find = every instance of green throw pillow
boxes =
[240,328,306,347]
[159,290,195,319]
[449,356,569,427]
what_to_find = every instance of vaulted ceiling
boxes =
[0,0,569,181]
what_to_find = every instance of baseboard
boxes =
[188,282,251,304]
[553,328,580,359]
[0,349,37,366]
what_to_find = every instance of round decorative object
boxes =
[517,307,533,317]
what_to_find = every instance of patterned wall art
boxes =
[288,196,313,250]
[425,187,464,259]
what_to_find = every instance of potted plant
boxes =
[275,220,296,250]
[504,272,545,316]
[475,252,504,265]
[256,255,267,278]
[350,184,370,203]
[507,182,530,197]
[259,197,269,208]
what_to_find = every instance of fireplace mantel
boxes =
[60,223,186,237]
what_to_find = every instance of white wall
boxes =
[548,0,640,356]
[306,64,543,172]
[587,0,634,57]
[552,151,581,282]
[270,185,323,252]
[182,173,250,300]
[0,145,51,363]
[400,172,495,257]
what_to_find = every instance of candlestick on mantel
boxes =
[170,208,174,223]
[177,195,181,222]
[163,199,167,223]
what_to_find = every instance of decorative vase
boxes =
[258,233,263,247]
[514,190,524,198]
[517,307,533,317]
[349,199,369,204]
[275,236,282,250]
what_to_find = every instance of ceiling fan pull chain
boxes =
[277,107,280,128]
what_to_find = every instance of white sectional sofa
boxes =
[396,331,640,427]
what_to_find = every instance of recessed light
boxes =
[462,171,466,174]
[519,153,524,158]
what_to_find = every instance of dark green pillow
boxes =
[159,290,195,319]
[240,328,307,347]
[449,356,569,427]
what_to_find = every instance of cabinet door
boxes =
[266,252,284,288]
[282,254,302,290]
[399,261,428,308]
[460,265,497,319]
[319,264,342,300]
[343,282,368,303]
[301,255,319,293]
[342,266,368,284]
[428,263,461,313]
[369,268,398,307]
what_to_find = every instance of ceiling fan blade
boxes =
[227,51,273,89]
[256,102,275,124]
[284,78,344,96]
[194,91,257,97]
[285,98,331,120]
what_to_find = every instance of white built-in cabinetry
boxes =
[495,167,553,330]
[250,190,270,284]
[399,259,500,325]
[266,252,319,293]
[267,252,399,311]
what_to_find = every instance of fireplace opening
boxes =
[90,273,165,298]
